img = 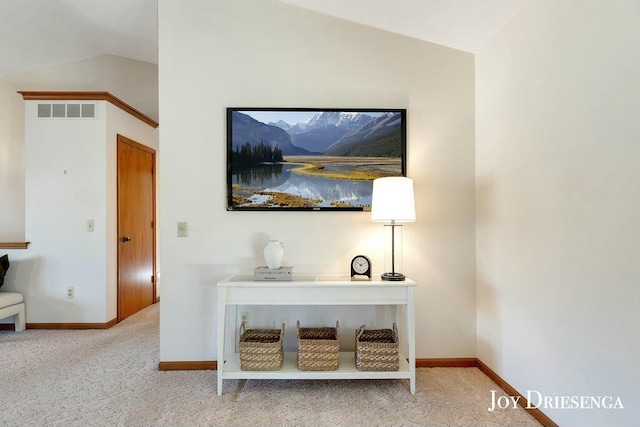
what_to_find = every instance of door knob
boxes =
[122,236,132,243]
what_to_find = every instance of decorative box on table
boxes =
[296,320,339,371]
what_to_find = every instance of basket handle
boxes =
[296,320,301,340]
[356,324,366,340]
[240,318,247,336]
[336,320,340,340]
[393,322,398,340]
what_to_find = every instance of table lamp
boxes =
[371,177,415,281]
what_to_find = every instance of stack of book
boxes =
[254,266,294,281]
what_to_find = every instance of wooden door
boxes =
[117,134,156,321]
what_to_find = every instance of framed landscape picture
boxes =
[226,107,407,211]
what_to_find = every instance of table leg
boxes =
[407,286,416,394]
[217,287,226,395]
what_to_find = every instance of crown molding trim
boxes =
[18,91,158,128]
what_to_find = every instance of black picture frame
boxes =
[226,107,407,211]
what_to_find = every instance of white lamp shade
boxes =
[371,177,416,222]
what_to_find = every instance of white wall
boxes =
[159,0,476,361]
[476,0,640,425]
[0,54,158,241]
[2,99,159,325]
[23,101,108,322]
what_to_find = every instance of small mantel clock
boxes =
[350,255,372,280]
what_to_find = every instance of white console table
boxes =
[216,274,416,395]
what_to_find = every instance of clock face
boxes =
[352,256,370,275]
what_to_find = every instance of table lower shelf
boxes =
[221,352,411,380]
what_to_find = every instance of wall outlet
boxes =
[67,286,74,299]
[177,222,188,237]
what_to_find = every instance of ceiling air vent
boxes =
[37,104,52,118]
[81,104,95,118]
[36,103,97,119]
[67,104,81,118]
[52,104,65,118]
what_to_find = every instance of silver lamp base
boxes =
[381,272,406,281]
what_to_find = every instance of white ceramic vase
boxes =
[263,240,284,269]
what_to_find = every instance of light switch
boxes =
[87,219,94,232]
[177,222,188,237]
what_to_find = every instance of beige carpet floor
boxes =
[0,304,540,427]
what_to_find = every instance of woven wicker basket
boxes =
[239,321,285,371]
[355,323,399,371]
[296,320,339,371]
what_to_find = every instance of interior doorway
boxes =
[117,134,156,322]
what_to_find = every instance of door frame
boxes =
[116,133,157,322]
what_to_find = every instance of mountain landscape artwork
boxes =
[227,108,406,210]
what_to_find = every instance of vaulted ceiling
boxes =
[278,0,531,53]
[0,0,157,78]
[0,0,530,79]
